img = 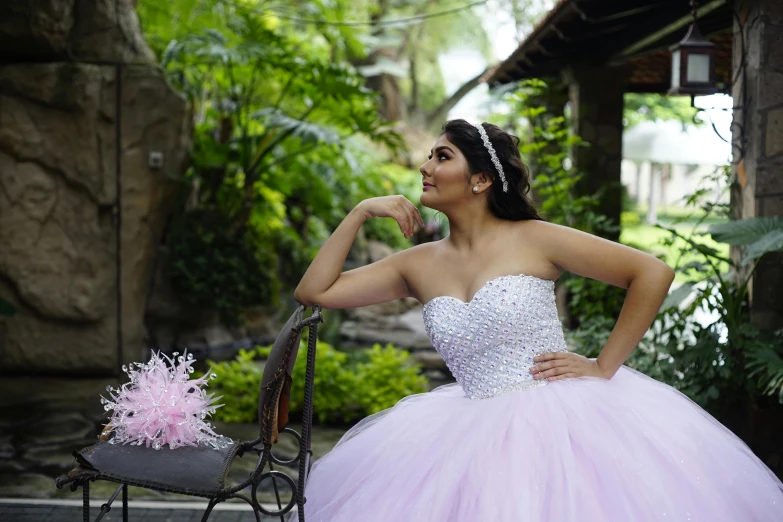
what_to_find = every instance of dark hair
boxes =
[441,119,544,221]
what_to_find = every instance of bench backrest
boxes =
[257,305,310,444]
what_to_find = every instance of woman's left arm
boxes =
[528,221,675,380]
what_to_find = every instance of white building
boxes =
[622,119,731,222]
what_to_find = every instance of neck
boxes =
[443,203,506,252]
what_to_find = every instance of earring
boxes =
[472,186,479,193]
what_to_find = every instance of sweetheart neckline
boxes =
[421,273,555,310]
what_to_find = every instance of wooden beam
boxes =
[572,1,671,24]
[617,0,727,59]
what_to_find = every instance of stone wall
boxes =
[731,0,783,330]
[0,1,190,375]
[0,0,155,64]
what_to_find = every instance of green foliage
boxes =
[289,340,360,424]
[573,165,783,411]
[166,210,279,326]
[620,210,641,227]
[394,0,492,120]
[503,80,618,236]
[564,277,626,329]
[353,343,429,415]
[501,79,626,327]
[624,93,699,128]
[199,348,264,424]
[136,0,420,324]
[206,340,427,425]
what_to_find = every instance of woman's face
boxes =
[419,134,472,210]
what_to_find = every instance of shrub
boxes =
[200,349,265,423]
[166,210,279,326]
[206,340,427,425]
[353,344,429,415]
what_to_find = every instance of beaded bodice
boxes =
[422,274,568,400]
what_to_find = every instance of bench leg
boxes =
[83,481,90,522]
[268,460,287,522]
[234,494,262,522]
[94,484,125,522]
[200,498,219,522]
[122,484,128,522]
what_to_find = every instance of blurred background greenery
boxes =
[120,0,783,426]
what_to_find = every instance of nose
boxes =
[420,160,430,177]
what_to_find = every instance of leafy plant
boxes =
[166,210,279,325]
[352,343,429,415]
[136,1,418,325]
[206,340,427,425]
[500,79,627,328]
[623,93,699,129]
[579,165,783,412]
[200,348,264,424]
[288,340,361,424]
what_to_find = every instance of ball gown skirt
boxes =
[303,274,783,521]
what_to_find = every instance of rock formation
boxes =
[0,0,190,374]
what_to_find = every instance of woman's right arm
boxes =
[293,195,425,309]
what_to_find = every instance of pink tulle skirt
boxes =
[304,365,783,521]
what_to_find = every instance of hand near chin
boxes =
[357,195,424,239]
[529,352,610,382]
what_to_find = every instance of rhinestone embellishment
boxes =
[423,274,568,400]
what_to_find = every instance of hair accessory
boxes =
[100,351,232,450]
[471,123,508,192]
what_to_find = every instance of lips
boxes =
[423,182,434,188]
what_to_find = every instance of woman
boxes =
[294,120,783,521]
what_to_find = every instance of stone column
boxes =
[731,0,783,330]
[563,65,630,241]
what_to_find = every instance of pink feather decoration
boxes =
[100,351,232,450]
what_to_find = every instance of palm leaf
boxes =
[707,216,783,245]
[741,230,783,265]
[746,343,783,402]
[661,282,695,312]
[251,108,341,146]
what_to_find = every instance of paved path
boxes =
[0,498,297,521]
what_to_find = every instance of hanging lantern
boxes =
[669,0,717,96]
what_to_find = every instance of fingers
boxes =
[402,207,414,238]
[395,196,423,239]
[392,209,411,238]
[530,354,570,372]
[402,198,424,235]
[413,205,425,229]
[532,364,561,378]
[533,352,569,363]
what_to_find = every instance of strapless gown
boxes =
[303,274,783,521]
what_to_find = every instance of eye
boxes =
[438,153,448,161]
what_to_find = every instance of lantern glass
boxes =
[671,50,681,88]
[686,53,710,83]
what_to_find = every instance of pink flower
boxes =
[100,351,231,450]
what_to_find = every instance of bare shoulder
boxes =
[385,240,443,301]
[388,240,440,273]
[515,220,673,289]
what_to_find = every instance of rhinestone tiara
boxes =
[471,122,508,193]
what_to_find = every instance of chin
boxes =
[419,195,443,213]
[419,192,434,210]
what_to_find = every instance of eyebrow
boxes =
[430,146,454,155]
